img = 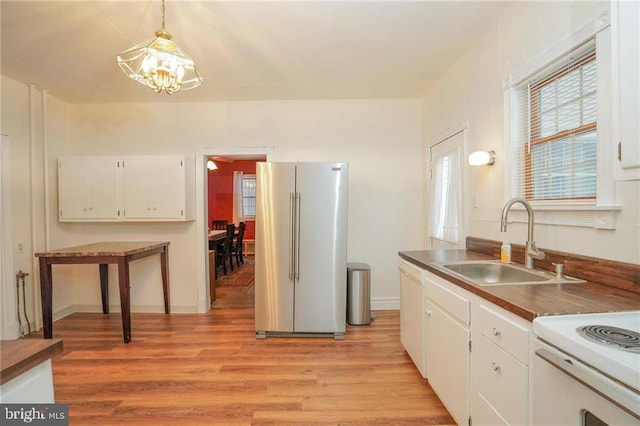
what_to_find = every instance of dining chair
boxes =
[231,222,246,267]
[216,223,235,276]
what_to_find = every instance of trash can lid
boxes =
[347,262,370,271]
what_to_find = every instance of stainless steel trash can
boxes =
[347,263,371,325]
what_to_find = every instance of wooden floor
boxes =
[44,288,454,425]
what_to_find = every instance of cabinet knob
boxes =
[426,310,432,318]
[88,207,93,211]
[491,362,500,372]
[492,327,501,336]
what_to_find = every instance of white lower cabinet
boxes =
[399,259,426,378]
[398,258,533,426]
[471,303,531,426]
[424,272,470,426]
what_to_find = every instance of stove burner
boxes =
[577,325,640,353]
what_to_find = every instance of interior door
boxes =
[293,163,348,333]
[254,162,296,333]
[429,131,465,250]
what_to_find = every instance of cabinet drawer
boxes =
[476,303,529,364]
[424,275,470,325]
[475,335,528,426]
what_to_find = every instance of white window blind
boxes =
[513,41,597,203]
[241,175,256,218]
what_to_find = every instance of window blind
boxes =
[513,40,597,203]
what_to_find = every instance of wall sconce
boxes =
[207,160,218,170]
[468,150,496,166]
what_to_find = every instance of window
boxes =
[505,17,619,229]
[241,175,256,218]
[515,42,598,202]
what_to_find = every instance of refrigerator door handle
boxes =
[294,192,301,280]
[289,192,295,279]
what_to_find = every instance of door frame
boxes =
[195,146,274,313]
[427,128,466,250]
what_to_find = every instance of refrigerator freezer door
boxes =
[255,162,296,333]
[293,163,348,334]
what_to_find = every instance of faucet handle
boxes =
[528,241,546,260]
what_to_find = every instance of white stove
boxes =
[534,310,640,392]
[532,310,640,425]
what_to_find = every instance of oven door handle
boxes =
[536,346,640,420]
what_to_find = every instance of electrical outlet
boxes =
[16,242,24,254]
[473,194,479,209]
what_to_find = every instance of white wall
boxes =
[32,97,423,316]
[423,1,640,264]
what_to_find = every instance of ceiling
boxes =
[1,1,507,104]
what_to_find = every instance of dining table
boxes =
[35,241,170,343]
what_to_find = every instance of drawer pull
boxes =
[492,327,501,336]
[491,362,500,372]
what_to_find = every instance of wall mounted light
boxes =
[207,160,218,170]
[468,150,496,166]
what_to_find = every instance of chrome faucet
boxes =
[500,198,545,269]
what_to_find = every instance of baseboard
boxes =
[371,297,399,311]
[68,304,200,314]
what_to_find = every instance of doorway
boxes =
[207,156,263,309]
[428,131,465,250]
[196,146,273,313]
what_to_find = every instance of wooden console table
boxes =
[35,241,170,343]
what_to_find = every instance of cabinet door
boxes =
[425,299,470,426]
[58,157,120,221]
[123,156,187,220]
[472,335,528,426]
[615,0,640,177]
[398,260,425,377]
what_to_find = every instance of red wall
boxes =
[207,160,257,240]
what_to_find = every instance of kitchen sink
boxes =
[437,261,585,286]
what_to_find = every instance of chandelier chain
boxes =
[161,0,166,31]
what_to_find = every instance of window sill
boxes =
[506,204,622,230]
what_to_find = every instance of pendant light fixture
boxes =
[116,0,203,94]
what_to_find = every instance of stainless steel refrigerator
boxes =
[255,162,348,339]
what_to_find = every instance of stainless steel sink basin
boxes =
[437,261,585,286]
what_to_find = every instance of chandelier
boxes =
[116,0,203,94]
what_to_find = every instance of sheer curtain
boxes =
[232,171,245,226]
[429,150,460,243]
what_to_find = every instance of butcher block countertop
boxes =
[0,339,63,384]
[399,244,640,322]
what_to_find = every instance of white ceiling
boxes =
[1,1,507,103]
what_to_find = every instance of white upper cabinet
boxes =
[58,157,121,221]
[122,155,194,221]
[613,0,640,179]
[58,155,195,222]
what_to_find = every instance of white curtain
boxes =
[429,150,460,243]
[232,171,245,226]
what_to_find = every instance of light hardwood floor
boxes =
[44,290,454,425]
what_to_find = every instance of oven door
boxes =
[532,339,640,425]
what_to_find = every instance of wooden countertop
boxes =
[1,339,63,384]
[399,249,640,322]
[35,241,169,258]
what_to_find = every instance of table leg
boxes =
[117,258,131,344]
[38,258,53,339]
[161,246,170,314]
[99,264,109,314]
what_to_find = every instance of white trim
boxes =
[510,12,610,86]
[371,297,399,311]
